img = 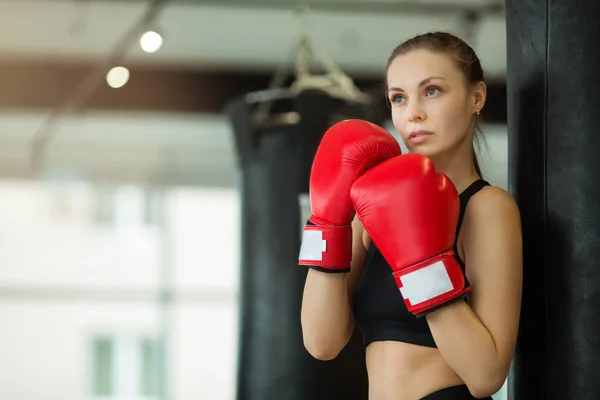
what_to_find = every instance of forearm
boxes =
[301,269,354,359]
[426,301,505,394]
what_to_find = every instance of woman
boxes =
[300,32,523,400]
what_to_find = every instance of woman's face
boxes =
[386,49,482,158]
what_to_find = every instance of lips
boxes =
[408,130,433,144]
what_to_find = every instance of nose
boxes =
[407,100,426,123]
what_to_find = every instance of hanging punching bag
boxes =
[226,88,379,400]
[506,1,600,399]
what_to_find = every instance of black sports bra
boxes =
[352,179,490,348]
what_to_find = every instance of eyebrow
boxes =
[387,76,445,93]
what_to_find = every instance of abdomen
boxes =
[365,341,465,400]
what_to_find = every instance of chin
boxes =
[406,144,440,159]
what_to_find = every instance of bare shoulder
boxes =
[461,184,523,324]
[460,184,523,301]
[465,185,521,224]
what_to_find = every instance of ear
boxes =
[472,81,487,114]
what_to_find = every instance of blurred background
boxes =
[0,0,508,399]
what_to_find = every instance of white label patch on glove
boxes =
[399,261,454,305]
[298,230,327,261]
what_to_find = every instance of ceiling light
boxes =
[106,66,130,89]
[140,30,163,53]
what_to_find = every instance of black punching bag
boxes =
[506,1,600,399]
[226,88,377,400]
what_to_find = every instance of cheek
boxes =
[391,107,408,136]
[437,100,471,138]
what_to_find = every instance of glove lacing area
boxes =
[298,218,352,273]
[393,250,471,317]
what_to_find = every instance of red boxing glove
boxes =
[350,153,466,316]
[298,119,401,272]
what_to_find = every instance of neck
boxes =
[430,145,479,194]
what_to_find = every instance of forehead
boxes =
[387,49,462,87]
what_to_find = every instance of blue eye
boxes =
[426,87,440,96]
[391,95,405,104]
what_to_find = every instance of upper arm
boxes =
[346,215,370,296]
[462,186,523,372]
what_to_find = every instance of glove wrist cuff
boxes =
[393,250,470,315]
[298,219,352,272]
